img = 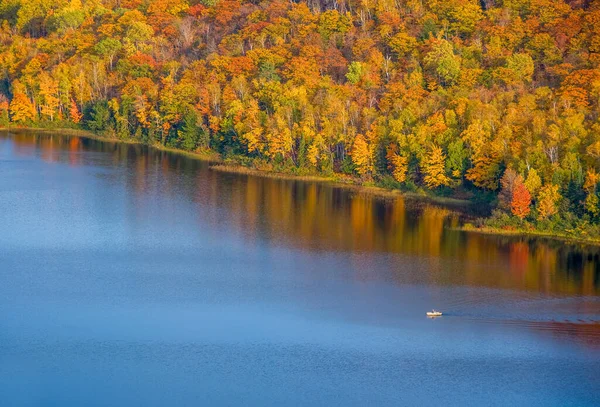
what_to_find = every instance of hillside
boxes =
[2,0,600,238]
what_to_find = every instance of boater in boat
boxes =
[426,310,443,317]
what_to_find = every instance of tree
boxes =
[69,99,82,124]
[46,0,86,34]
[583,169,600,215]
[95,38,123,70]
[423,145,450,189]
[505,53,535,85]
[39,72,59,121]
[435,0,484,36]
[346,62,365,85]
[498,169,522,210]
[583,169,600,193]
[307,135,326,170]
[389,32,418,58]
[178,111,202,151]
[9,92,35,123]
[466,147,502,190]
[386,146,408,183]
[537,184,561,220]
[86,101,110,132]
[524,168,542,198]
[14,0,49,36]
[317,10,351,40]
[424,39,461,87]
[446,140,467,179]
[585,192,599,216]
[352,134,374,178]
[0,94,9,125]
[511,183,531,219]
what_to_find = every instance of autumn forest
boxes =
[2,0,600,239]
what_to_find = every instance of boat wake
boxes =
[438,294,600,348]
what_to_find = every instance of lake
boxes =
[1,131,599,406]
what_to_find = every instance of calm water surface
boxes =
[1,132,599,406]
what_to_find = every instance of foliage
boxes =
[2,0,600,234]
[9,92,35,123]
[386,146,408,184]
[69,100,82,124]
[511,183,531,219]
[498,169,521,210]
[351,134,373,178]
[423,145,450,189]
[524,168,542,198]
[537,184,561,220]
[86,101,110,132]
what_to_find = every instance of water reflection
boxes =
[4,130,600,298]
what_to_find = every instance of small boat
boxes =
[426,310,443,317]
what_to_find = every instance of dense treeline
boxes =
[2,0,600,236]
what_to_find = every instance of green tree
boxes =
[179,112,202,151]
[446,139,467,179]
[346,62,365,85]
[86,101,111,132]
[46,0,85,34]
[95,38,123,70]
[424,39,461,87]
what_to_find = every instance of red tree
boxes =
[69,99,82,124]
[511,183,531,219]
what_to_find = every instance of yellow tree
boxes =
[524,168,542,198]
[537,184,561,220]
[266,114,293,161]
[352,134,374,178]
[39,72,59,121]
[583,169,600,215]
[307,135,326,169]
[9,93,36,123]
[466,145,502,190]
[583,169,600,192]
[386,145,408,183]
[0,94,8,123]
[423,145,450,189]
[227,98,264,155]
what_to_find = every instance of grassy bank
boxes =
[460,224,600,246]
[210,163,475,207]
[210,164,338,183]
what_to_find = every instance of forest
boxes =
[2,0,600,239]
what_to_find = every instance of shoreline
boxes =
[1,126,473,207]
[459,224,600,247]
[1,126,140,145]
[210,163,473,207]
[0,126,220,161]
[4,126,600,246]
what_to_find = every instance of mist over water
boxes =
[1,131,599,406]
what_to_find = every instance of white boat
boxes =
[426,310,442,317]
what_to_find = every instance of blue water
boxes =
[1,132,599,406]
